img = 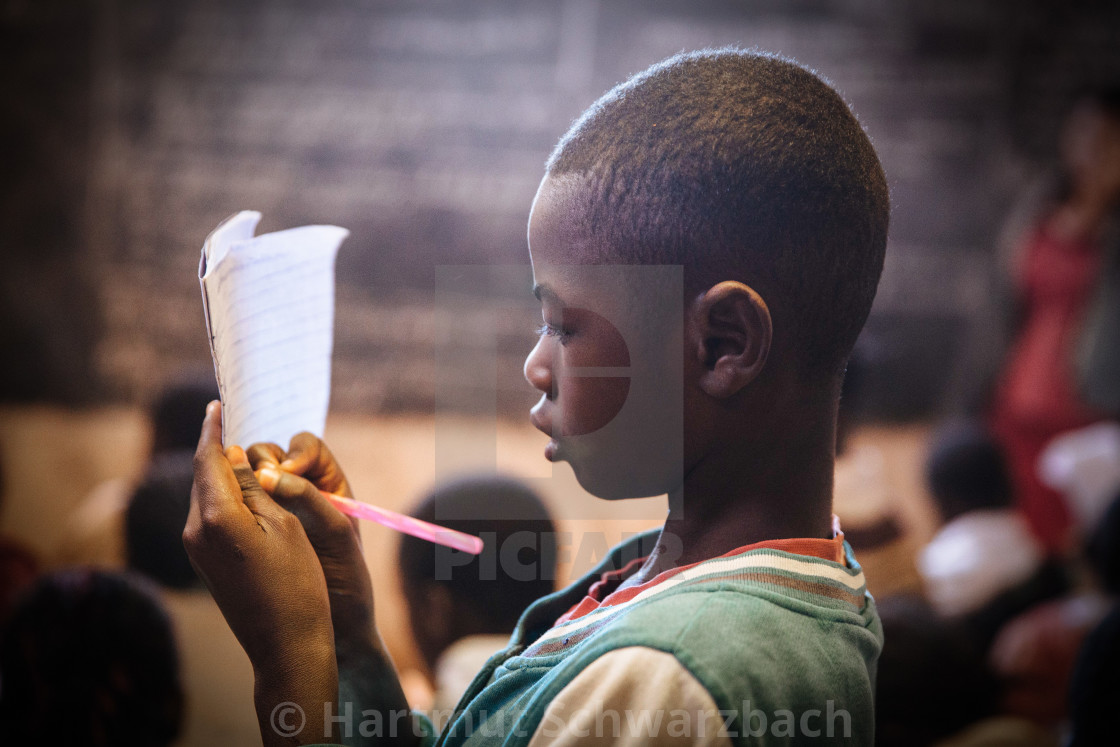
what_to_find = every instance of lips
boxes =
[529,395,553,434]
[529,396,560,461]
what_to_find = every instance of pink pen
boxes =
[320,490,484,555]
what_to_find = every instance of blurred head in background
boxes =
[125,450,200,590]
[1060,87,1120,208]
[148,374,219,457]
[926,421,1014,524]
[920,421,1071,650]
[0,568,183,746]
[399,475,556,675]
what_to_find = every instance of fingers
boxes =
[279,432,323,475]
[282,432,352,497]
[257,467,358,549]
[246,442,286,470]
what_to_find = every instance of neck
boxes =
[636,385,838,583]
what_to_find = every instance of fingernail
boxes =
[206,400,220,416]
[258,468,280,492]
[227,445,248,466]
[279,459,297,472]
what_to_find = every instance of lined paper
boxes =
[199,211,349,447]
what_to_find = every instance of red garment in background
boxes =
[992,220,1104,553]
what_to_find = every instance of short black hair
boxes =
[547,48,889,379]
[149,375,219,455]
[925,421,1013,523]
[125,451,200,590]
[0,569,183,746]
[399,476,556,634]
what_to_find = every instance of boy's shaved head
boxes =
[545,48,889,380]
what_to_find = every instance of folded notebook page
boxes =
[199,211,349,447]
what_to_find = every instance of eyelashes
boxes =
[536,322,572,344]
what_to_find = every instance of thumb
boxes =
[226,445,285,518]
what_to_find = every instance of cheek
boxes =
[553,308,632,437]
[556,374,630,436]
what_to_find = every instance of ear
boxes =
[688,281,772,398]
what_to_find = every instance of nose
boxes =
[524,335,554,396]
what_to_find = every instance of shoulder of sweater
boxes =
[591,584,870,653]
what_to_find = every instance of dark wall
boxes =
[1,2,99,404]
[3,0,1119,416]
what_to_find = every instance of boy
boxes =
[185,48,889,746]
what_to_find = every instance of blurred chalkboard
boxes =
[3,0,1120,415]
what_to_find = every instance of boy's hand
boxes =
[249,433,421,746]
[248,433,376,650]
[250,431,354,497]
[185,403,340,745]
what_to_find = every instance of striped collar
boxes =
[519,520,866,657]
[558,516,849,626]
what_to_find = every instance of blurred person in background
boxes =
[0,445,39,624]
[989,88,1120,555]
[833,341,925,599]
[1037,420,1120,546]
[875,594,1056,747]
[124,445,260,746]
[982,423,1120,735]
[396,475,556,723]
[993,485,1120,739]
[833,340,903,550]
[124,450,201,591]
[56,374,218,568]
[0,568,183,746]
[918,421,1069,653]
[1068,601,1120,747]
[1067,495,1120,747]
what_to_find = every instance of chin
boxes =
[568,457,672,501]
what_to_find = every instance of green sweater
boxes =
[428,530,882,746]
[311,531,881,746]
